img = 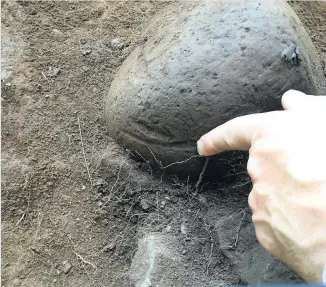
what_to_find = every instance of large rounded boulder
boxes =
[105,0,323,179]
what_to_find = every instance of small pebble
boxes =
[82,49,92,56]
[130,216,138,223]
[198,194,207,205]
[111,38,123,49]
[180,223,187,235]
[48,67,61,78]
[101,219,109,225]
[140,199,151,211]
[62,261,72,274]
[103,241,116,252]
[93,178,108,187]
[52,29,63,37]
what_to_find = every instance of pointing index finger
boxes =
[197,113,273,156]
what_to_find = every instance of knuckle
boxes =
[246,155,262,181]
[252,126,265,143]
[223,126,235,149]
[246,157,256,180]
[248,184,270,212]
[248,190,257,212]
[255,229,273,253]
[252,216,277,255]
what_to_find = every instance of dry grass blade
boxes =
[77,116,93,186]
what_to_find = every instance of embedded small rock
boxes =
[103,241,116,252]
[140,199,151,211]
[62,261,72,274]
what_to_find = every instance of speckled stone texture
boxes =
[105,0,323,178]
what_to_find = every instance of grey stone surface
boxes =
[1,28,23,81]
[130,233,228,287]
[214,210,303,285]
[129,234,183,287]
[105,0,323,177]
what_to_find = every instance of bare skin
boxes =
[197,90,326,282]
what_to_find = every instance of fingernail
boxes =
[197,138,205,155]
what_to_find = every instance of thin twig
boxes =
[109,152,129,197]
[147,147,162,166]
[159,171,165,183]
[77,116,92,186]
[134,150,153,178]
[16,214,25,227]
[206,241,214,276]
[29,247,54,267]
[222,209,246,249]
[156,190,159,221]
[69,236,97,270]
[68,236,104,286]
[147,147,203,169]
[16,174,30,227]
[134,150,149,163]
[221,171,248,179]
[41,71,49,82]
[232,209,246,248]
[162,154,203,169]
[231,180,251,189]
[101,152,130,208]
[195,158,209,194]
[73,251,97,270]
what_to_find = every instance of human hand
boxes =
[197,90,326,282]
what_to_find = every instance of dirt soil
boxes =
[1,1,325,287]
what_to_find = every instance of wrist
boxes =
[300,248,326,283]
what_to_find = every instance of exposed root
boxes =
[161,155,203,169]
[147,147,162,167]
[195,158,209,194]
[232,209,246,248]
[73,251,97,270]
[206,241,214,277]
[147,146,203,169]
[134,149,153,178]
[69,236,97,270]
[231,180,251,189]
[109,151,130,197]
[223,209,246,250]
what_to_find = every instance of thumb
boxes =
[282,89,326,110]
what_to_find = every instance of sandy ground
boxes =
[1,1,325,286]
